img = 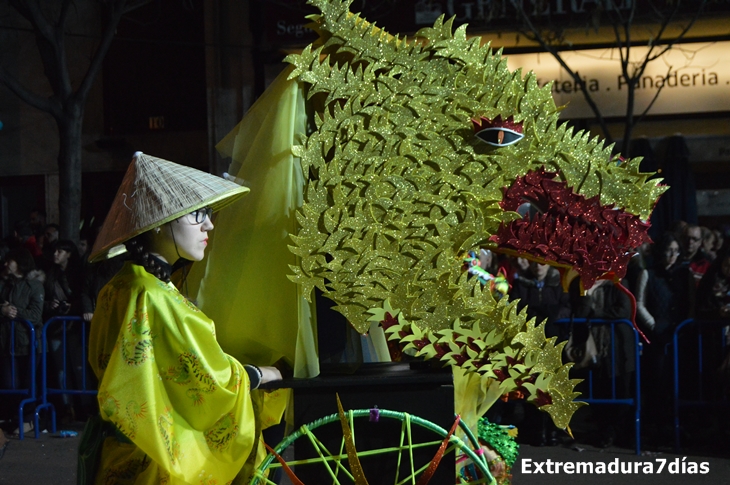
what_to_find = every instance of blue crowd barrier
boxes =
[34,316,97,437]
[0,319,37,440]
[672,318,729,452]
[554,318,642,455]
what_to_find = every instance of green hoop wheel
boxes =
[251,409,495,485]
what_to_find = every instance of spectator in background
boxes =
[12,221,41,258]
[43,239,81,319]
[510,261,571,339]
[634,232,693,445]
[682,224,711,285]
[509,261,571,446]
[43,224,59,244]
[498,255,530,285]
[0,247,45,434]
[77,228,95,266]
[569,276,634,448]
[696,250,730,321]
[702,226,718,262]
[695,250,730,425]
[714,229,725,255]
[625,241,651,297]
[80,256,125,323]
[28,209,46,240]
[77,238,90,264]
[43,239,84,422]
[39,223,60,267]
[636,233,693,336]
[670,220,688,242]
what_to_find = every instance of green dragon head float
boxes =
[278,0,664,429]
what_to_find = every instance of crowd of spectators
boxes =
[0,210,123,436]
[479,222,730,449]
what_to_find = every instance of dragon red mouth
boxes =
[490,167,651,289]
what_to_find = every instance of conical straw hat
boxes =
[89,151,249,262]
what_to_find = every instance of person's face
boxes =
[30,211,44,228]
[714,231,724,252]
[702,233,716,254]
[157,208,214,262]
[53,249,71,267]
[516,257,530,271]
[78,239,89,256]
[638,241,651,258]
[662,241,680,268]
[3,260,22,278]
[45,227,58,243]
[531,262,550,280]
[684,227,702,256]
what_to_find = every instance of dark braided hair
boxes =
[124,231,172,283]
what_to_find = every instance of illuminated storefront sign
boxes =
[504,41,730,118]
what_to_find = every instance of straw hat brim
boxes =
[89,186,248,263]
[89,152,250,263]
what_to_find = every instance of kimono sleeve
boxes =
[97,281,256,484]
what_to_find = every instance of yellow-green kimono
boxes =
[89,262,257,485]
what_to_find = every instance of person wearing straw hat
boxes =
[80,152,282,485]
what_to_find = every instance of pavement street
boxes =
[1,419,729,485]
[1,421,83,485]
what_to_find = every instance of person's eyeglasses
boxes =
[187,207,213,224]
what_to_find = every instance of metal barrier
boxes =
[34,316,97,437]
[672,318,729,452]
[554,318,642,455]
[0,319,37,440]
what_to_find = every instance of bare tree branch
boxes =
[619,3,636,155]
[636,65,673,123]
[608,0,626,25]
[54,0,73,99]
[75,0,151,104]
[0,64,60,116]
[509,0,613,144]
[58,0,73,29]
[646,2,707,62]
[0,0,155,240]
[511,0,708,155]
[610,11,627,73]
[8,0,54,43]
[649,1,680,45]
[618,3,638,85]
[122,0,153,16]
[6,0,75,99]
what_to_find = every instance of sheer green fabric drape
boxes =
[190,67,319,378]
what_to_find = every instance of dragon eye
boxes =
[475,127,524,147]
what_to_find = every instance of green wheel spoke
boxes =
[303,427,354,483]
